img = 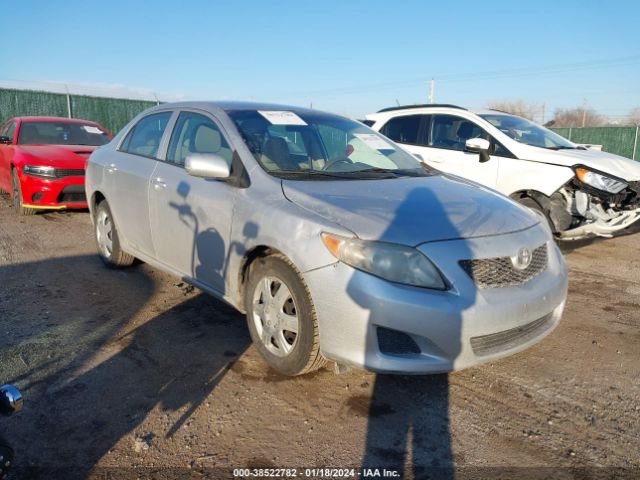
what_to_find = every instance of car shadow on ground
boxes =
[0,254,250,479]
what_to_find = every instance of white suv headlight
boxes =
[575,167,627,194]
[321,233,446,290]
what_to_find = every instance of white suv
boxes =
[366,105,640,240]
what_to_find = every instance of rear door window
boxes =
[121,112,172,158]
[380,115,425,145]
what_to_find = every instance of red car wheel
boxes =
[11,169,36,216]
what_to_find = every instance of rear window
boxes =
[18,121,111,146]
[121,112,172,158]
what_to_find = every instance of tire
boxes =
[94,200,135,268]
[11,168,36,216]
[518,196,556,235]
[244,254,326,376]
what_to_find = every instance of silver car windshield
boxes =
[228,109,430,179]
[480,114,576,150]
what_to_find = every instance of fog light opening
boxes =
[377,327,421,356]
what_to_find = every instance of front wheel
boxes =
[11,169,36,216]
[94,200,134,268]
[245,254,326,376]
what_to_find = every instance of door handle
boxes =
[105,163,118,174]
[152,177,167,190]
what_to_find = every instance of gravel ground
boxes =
[0,198,638,480]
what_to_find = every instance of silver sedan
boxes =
[86,101,568,376]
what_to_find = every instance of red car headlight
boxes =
[22,165,57,178]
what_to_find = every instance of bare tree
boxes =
[486,100,543,121]
[628,107,640,125]
[552,107,606,128]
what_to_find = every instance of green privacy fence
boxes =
[2,87,640,160]
[0,88,157,136]
[551,126,639,160]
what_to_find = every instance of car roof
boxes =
[377,104,467,113]
[146,100,326,117]
[370,105,521,119]
[13,116,102,125]
[472,109,517,117]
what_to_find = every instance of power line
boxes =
[286,54,640,98]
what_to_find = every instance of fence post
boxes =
[633,125,639,161]
[64,85,72,118]
[568,127,572,141]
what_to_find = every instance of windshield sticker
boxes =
[82,125,104,135]
[258,110,307,126]
[353,133,394,151]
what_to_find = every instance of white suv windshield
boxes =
[228,109,430,179]
[480,114,575,150]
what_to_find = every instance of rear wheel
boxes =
[245,254,326,376]
[11,169,36,216]
[94,200,135,268]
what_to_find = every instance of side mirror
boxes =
[0,136,11,145]
[0,385,23,416]
[185,153,230,179]
[465,138,491,163]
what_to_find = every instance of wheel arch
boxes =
[90,191,106,217]
[236,245,288,311]
[509,189,551,209]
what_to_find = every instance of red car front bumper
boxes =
[19,171,88,210]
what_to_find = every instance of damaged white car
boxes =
[366,105,640,240]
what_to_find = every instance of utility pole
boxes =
[428,79,435,104]
[582,98,587,127]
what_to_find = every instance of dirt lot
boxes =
[0,199,638,480]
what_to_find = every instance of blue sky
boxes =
[3,0,640,120]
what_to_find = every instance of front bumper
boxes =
[560,206,640,240]
[19,172,88,210]
[304,224,568,374]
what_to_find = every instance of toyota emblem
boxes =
[511,247,533,270]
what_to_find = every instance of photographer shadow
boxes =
[349,186,484,478]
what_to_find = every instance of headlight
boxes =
[575,167,627,194]
[22,165,56,178]
[321,233,446,290]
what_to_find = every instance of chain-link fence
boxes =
[551,126,639,160]
[2,87,639,160]
[0,88,156,135]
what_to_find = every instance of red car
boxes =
[0,116,112,215]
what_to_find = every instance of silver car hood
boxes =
[282,175,539,245]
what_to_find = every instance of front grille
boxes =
[470,313,555,357]
[54,168,85,178]
[459,244,548,289]
[57,184,86,204]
